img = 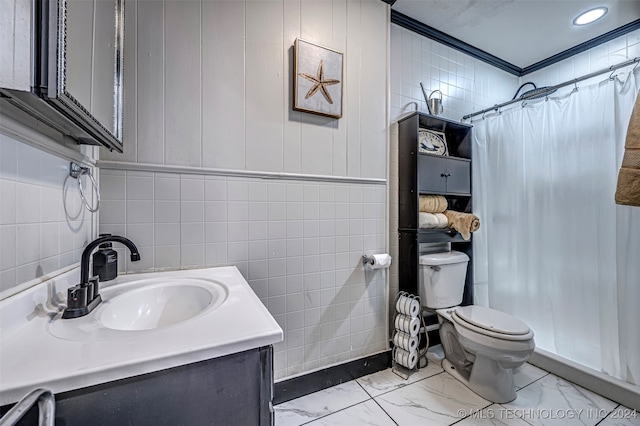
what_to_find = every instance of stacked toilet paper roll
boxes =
[393,292,421,370]
[394,314,420,336]
[395,293,420,318]
[393,347,418,370]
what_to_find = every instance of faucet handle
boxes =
[89,276,100,300]
[66,285,87,309]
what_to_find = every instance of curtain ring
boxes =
[608,67,617,81]
[69,162,100,212]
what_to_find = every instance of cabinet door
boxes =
[418,155,448,193]
[445,159,471,195]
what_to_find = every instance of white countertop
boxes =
[0,266,283,406]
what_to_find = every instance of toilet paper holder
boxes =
[362,255,376,266]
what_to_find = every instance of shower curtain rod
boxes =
[462,56,640,121]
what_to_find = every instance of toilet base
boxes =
[442,357,517,403]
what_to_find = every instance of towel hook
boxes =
[68,162,100,213]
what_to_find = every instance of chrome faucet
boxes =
[0,388,55,426]
[62,234,140,319]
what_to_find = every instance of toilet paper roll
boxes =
[393,347,418,370]
[393,330,419,352]
[366,254,392,269]
[394,314,420,337]
[395,294,420,318]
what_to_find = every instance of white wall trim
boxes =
[0,113,96,167]
[530,348,640,411]
[98,160,388,185]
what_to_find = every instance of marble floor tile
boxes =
[502,373,618,426]
[357,360,444,397]
[455,404,533,426]
[374,371,491,425]
[274,381,370,426]
[513,363,548,390]
[305,400,396,426]
[598,406,640,426]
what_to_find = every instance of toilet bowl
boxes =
[419,251,535,403]
[437,305,535,402]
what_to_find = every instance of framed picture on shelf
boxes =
[418,129,448,156]
[293,38,343,119]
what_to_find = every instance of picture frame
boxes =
[293,38,343,119]
[418,129,448,156]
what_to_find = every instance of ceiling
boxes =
[391,0,640,71]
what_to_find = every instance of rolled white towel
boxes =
[419,212,439,229]
[434,213,449,228]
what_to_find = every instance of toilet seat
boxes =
[451,306,534,341]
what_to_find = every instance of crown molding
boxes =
[391,10,640,77]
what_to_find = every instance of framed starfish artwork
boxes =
[293,39,343,119]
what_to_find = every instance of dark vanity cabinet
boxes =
[1,346,275,426]
[397,112,474,306]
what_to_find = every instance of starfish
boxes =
[299,60,340,104]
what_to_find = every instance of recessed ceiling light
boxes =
[573,7,608,26]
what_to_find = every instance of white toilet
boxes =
[419,251,535,403]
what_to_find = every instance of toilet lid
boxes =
[452,306,531,336]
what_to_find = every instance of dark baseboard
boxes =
[274,350,392,405]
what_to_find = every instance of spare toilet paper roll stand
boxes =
[391,291,429,380]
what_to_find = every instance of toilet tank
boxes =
[419,251,469,309]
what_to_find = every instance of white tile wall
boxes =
[99,169,388,380]
[389,24,520,125]
[0,134,94,294]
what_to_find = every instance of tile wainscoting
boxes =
[0,132,95,295]
[99,164,389,380]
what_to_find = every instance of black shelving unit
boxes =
[397,112,474,309]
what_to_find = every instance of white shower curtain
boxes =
[472,69,640,386]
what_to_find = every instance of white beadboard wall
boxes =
[0,133,95,295]
[102,0,388,180]
[99,0,390,380]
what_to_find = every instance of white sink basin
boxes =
[100,280,224,331]
[48,277,228,340]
